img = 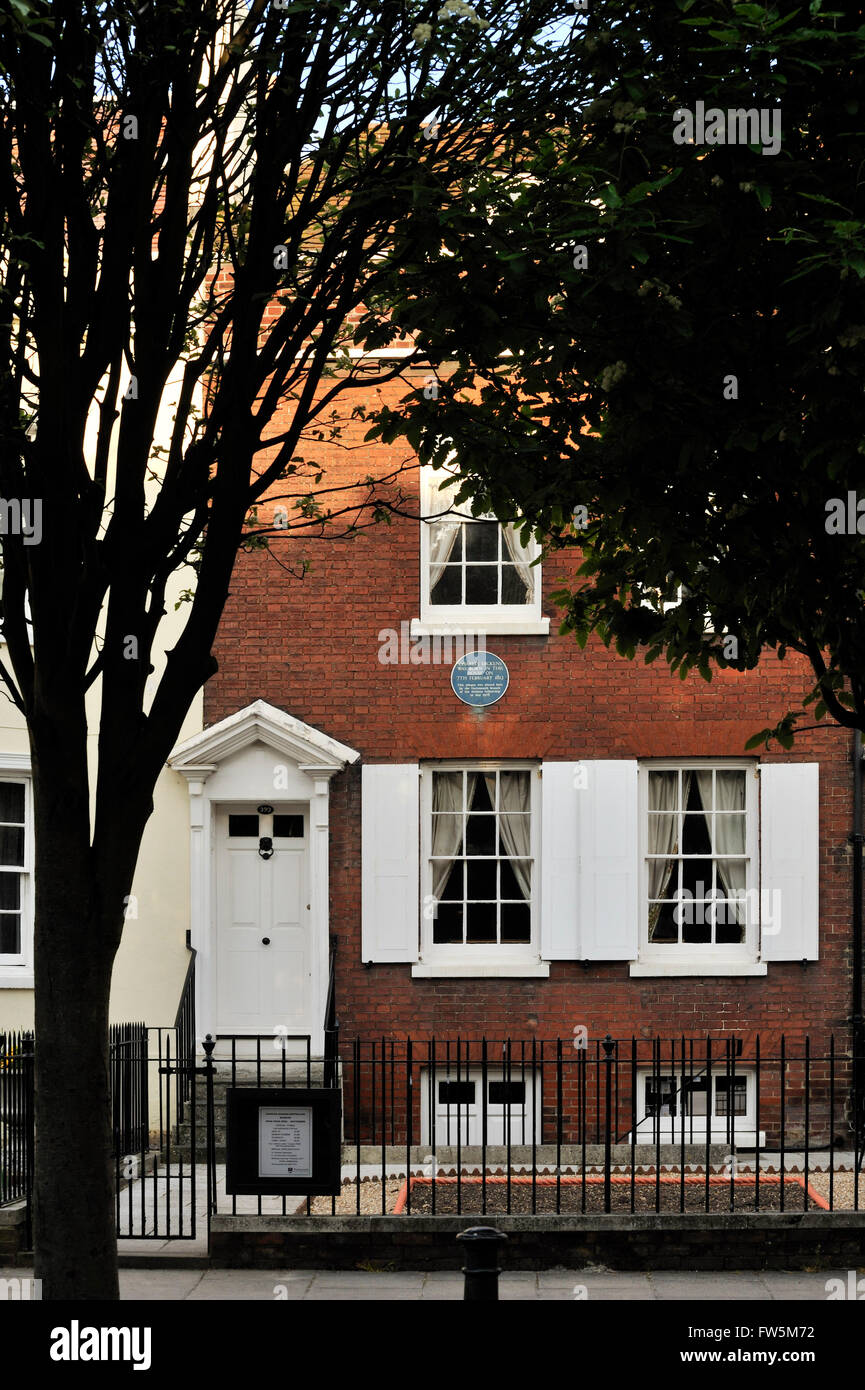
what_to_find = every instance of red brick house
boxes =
[168,359,857,1147]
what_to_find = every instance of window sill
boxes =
[630,962,767,978]
[412,961,551,978]
[628,1128,767,1148]
[411,617,550,638]
[0,972,34,988]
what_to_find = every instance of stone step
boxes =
[168,1148,227,1163]
[171,1122,226,1148]
[179,1074,331,1106]
[206,1064,331,1086]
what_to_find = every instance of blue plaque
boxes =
[451,651,509,707]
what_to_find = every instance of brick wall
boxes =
[206,370,855,1052]
[209,1212,865,1272]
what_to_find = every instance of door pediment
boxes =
[169,699,360,778]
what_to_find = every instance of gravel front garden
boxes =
[294,1168,865,1215]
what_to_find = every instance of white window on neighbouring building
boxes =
[414,465,549,636]
[641,762,758,963]
[423,764,537,961]
[0,775,32,982]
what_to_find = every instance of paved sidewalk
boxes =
[1,1267,849,1301]
[114,1268,864,1300]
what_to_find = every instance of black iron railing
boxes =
[109,1021,149,1159]
[206,1033,865,1219]
[174,945,197,1125]
[0,1030,33,1234]
[324,937,339,1090]
[3,1024,149,1190]
[335,1034,864,1215]
[6,1027,865,1239]
[112,1026,198,1241]
[1,1022,193,1244]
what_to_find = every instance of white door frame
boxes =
[169,701,360,1055]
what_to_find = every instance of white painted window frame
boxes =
[420,1063,542,1146]
[0,756,34,986]
[637,758,760,969]
[633,1065,763,1147]
[417,760,544,973]
[413,465,549,637]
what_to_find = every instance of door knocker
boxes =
[258,835,274,860]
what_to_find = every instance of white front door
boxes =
[215,805,312,1040]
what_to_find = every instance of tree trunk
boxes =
[33,937,117,1300]
[31,738,124,1300]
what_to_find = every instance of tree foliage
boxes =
[372,0,865,747]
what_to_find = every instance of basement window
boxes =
[633,1067,760,1145]
[421,1065,540,1146]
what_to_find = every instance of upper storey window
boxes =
[415,465,549,636]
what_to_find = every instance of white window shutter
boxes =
[540,763,581,959]
[579,760,639,960]
[361,764,419,962]
[760,763,819,961]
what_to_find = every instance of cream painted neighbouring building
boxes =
[0,362,204,1035]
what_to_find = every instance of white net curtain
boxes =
[424,466,534,604]
[647,769,747,940]
[430,770,531,904]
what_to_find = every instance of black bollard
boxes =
[457,1225,508,1300]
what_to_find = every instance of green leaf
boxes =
[735,3,773,18]
[744,730,770,750]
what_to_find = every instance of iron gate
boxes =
[114,1026,200,1241]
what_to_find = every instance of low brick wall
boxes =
[209,1212,865,1270]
